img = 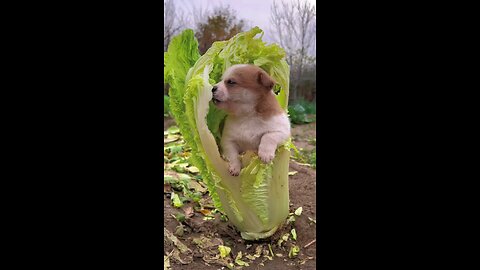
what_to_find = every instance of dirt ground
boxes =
[164,118,317,269]
[291,121,316,152]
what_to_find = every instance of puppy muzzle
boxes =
[212,86,221,104]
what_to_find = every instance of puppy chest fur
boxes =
[221,114,290,153]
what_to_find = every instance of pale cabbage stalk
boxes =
[164,27,291,240]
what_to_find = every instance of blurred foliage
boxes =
[294,99,316,114]
[164,95,171,117]
[291,146,316,169]
[288,100,316,124]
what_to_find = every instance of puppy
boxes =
[212,64,290,176]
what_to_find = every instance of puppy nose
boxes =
[212,86,218,92]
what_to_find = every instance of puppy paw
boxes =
[228,163,241,176]
[258,149,275,164]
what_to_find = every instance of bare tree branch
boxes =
[269,0,316,101]
[164,0,188,51]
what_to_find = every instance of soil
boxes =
[291,121,316,152]
[164,117,317,269]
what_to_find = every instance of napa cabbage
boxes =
[164,27,291,240]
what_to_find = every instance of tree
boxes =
[164,0,187,51]
[270,0,316,101]
[195,7,245,54]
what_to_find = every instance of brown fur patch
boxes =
[255,91,284,118]
[257,71,275,90]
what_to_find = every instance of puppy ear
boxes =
[257,71,276,90]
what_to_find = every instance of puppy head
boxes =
[212,64,276,115]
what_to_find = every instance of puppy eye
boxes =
[226,79,236,85]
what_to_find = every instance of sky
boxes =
[175,0,316,44]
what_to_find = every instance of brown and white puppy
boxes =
[212,64,290,176]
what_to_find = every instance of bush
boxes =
[296,99,316,114]
[288,101,316,124]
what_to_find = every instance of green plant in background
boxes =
[288,102,315,124]
[164,95,171,117]
[164,27,292,240]
[295,99,316,114]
